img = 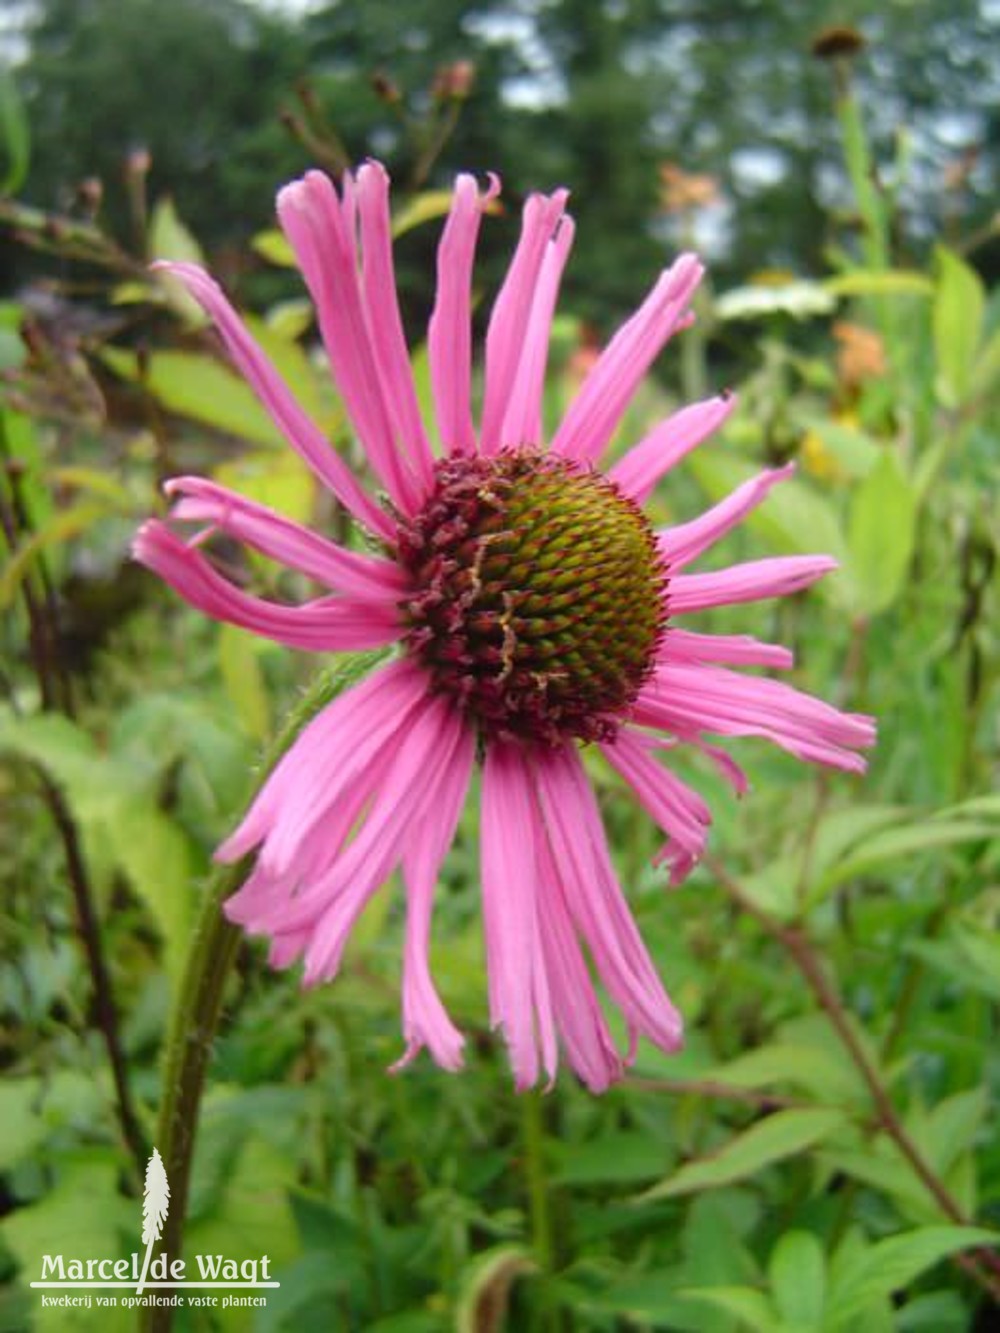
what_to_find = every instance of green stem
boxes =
[143,653,383,1333]
[707,854,1000,1303]
[521,1090,555,1330]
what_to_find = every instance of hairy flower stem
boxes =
[707,855,1000,1303]
[143,653,384,1333]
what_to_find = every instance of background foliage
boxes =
[1,1,999,1330]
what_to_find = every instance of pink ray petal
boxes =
[658,628,794,671]
[550,254,704,465]
[609,393,736,504]
[356,162,435,489]
[391,722,475,1074]
[481,742,556,1090]
[480,189,570,456]
[428,173,500,457]
[164,475,406,600]
[500,215,576,449]
[277,171,421,513]
[153,262,394,540]
[636,663,876,772]
[601,730,711,885]
[299,697,468,984]
[659,463,796,568]
[534,745,684,1057]
[669,554,838,614]
[133,520,401,653]
[220,659,429,871]
[534,828,625,1092]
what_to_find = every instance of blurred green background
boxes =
[1,1,999,1330]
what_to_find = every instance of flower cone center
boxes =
[397,450,666,745]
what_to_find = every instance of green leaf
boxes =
[916,1088,987,1181]
[2,1158,133,1332]
[827,1226,998,1327]
[845,449,917,616]
[218,624,271,741]
[390,189,457,238]
[0,1074,109,1170]
[933,246,985,407]
[686,447,848,567]
[45,465,136,508]
[969,322,1000,400]
[214,447,317,526]
[797,418,881,478]
[639,1109,848,1201]
[824,271,933,297]
[0,1079,49,1170]
[768,1231,826,1329]
[252,227,296,267]
[109,796,195,986]
[0,501,111,610]
[102,346,285,448]
[149,196,209,327]
[552,1130,670,1185]
[243,313,335,431]
[0,711,195,986]
[702,1042,866,1107]
[817,819,997,893]
[679,1285,779,1332]
[0,66,30,195]
[185,1132,299,1273]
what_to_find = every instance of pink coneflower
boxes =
[134,163,874,1092]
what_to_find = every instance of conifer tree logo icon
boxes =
[136,1148,170,1295]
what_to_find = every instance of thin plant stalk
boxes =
[143,652,383,1333]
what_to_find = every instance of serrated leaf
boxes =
[638,1109,848,1201]
[845,449,916,616]
[827,1226,997,1327]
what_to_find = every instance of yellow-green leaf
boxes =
[149,196,209,327]
[824,270,933,297]
[933,246,985,407]
[845,449,916,616]
[218,623,271,741]
[0,501,110,609]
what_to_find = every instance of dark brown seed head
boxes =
[396,449,667,746]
